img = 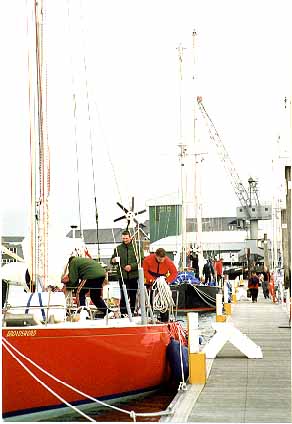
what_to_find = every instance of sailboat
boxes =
[1,2,186,421]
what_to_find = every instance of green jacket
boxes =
[68,257,105,287]
[111,241,144,280]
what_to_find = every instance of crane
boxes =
[196,96,271,239]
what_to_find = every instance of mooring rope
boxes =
[192,285,216,308]
[2,338,95,422]
[2,337,173,421]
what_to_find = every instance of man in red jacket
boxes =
[143,248,177,286]
[143,248,177,322]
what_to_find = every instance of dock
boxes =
[161,294,291,423]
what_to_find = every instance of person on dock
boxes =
[214,258,223,284]
[110,230,144,315]
[62,256,109,317]
[261,266,270,299]
[202,258,215,284]
[248,271,260,303]
[142,248,177,322]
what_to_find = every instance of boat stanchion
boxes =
[187,312,206,384]
[122,283,133,321]
[138,267,147,325]
[216,293,226,322]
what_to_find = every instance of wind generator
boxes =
[114,196,146,230]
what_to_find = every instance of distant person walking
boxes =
[261,266,270,299]
[248,271,260,303]
[111,230,144,315]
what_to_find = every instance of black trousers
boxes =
[119,278,138,314]
[249,288,258,302]
[204,273,212,283]
[77,277,108,316]
[262,281,269,298]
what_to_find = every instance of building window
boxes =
[4,246,17,254]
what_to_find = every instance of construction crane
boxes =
[196,96,271,239]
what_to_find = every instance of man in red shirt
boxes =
[214,258,223,284]
[143,248,177,322]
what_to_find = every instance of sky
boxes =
[1,0,292,238]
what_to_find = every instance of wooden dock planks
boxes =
[161,295,291,423]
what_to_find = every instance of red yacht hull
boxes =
[2,322,180,420]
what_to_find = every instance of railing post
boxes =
[138,267,147,325]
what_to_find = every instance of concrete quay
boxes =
[161,294,291,423]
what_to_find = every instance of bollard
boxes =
[224,303,232,315]
[187,312,206,384]
[216,293,226,322]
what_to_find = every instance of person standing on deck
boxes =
[189,249,199,279]
[202,258,215,284]
[111,230,144,315]
[62,256,109,317]
[142,248,177,322]
[248,271,260,303]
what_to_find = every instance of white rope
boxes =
[2,337,173,421]
[2,339,95,422]
[152,277,175,313]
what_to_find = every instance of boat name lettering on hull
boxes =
[6,330,37,337]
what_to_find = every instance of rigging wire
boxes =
[79,1,101,260]
[66,0,83,239]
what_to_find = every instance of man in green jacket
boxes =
[111,230,144,314]
[64,256,108,317]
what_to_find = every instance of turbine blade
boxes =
[135,209,147,215]
[113,215,126,222]
[131,196,135,211]
[117,202,128,213]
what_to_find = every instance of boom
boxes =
[197,97,253,218]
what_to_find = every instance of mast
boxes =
[191,30,204,277]
[28,0,50,289]
[177,43,187,270]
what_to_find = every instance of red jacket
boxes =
[214,260,223,275]
[143,254,177,285]
[248,275,259,289]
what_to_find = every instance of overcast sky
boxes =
[1,0,292,238]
